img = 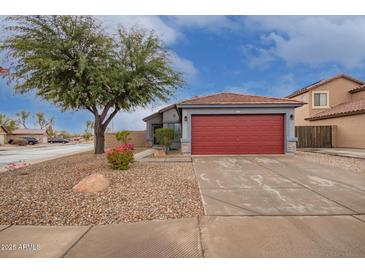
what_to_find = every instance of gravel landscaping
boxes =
[0,152,203,225]
[295,151,365,175]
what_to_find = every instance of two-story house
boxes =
[286,74,365,148]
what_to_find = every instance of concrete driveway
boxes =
[193,156,365,216]
[0,143,93,169]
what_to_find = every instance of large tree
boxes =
[1,16,183,153]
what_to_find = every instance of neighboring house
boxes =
[0,125,8,145]
[143,92,303,155]
[7,129,48,143]
[286,74,365,148]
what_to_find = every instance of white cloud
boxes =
[223,73,298,98]
[169,16,239,32]
[110,104,171,131]
[110,108,151,131]
[243,16,365,68]
[98,16,181,45]
[169,51,199,79]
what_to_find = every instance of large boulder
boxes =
[73,174,110,193]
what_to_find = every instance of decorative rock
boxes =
[73,174,110,193]
[154,149,166,158]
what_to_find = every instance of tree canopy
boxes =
[1,16,184,153]
[0,113,18,133]
[16,111,30,128]
[34,112,55,130]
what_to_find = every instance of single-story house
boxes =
[143,92,304,155]
[0,125,8,145]
[7,128,48,143]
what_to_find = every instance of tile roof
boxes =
[286,74,364,98]
[178,92,303,105]
[11,128,47,135]
[348,84,365,94]
[306,98,365,121]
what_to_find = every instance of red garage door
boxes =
[191,114,284,155]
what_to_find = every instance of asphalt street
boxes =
[0,143,93,168]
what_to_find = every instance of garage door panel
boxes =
[191,114,284,155]
[192,137,283,143]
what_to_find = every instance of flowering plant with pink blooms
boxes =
[106,143,134,170]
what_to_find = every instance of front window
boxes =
[166,123,181,142]
[313,92,328,107]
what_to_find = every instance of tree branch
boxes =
[102,107,120,130]
[92,106,99,116]
[100,101,115,123]
[85,106,94,114]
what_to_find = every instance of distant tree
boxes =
[34,112,55,130]
[85,120,94,134]
[16,110,30,128]
[83,132,93,141]
[57,130,73,139]
[1,16,183,154]
[46,125,55,137]
[0,113,17,133]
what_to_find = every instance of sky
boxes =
[2,16,365,133]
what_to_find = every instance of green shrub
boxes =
[115,130,131,144]
[155,128,174,152]
[106,147,134,170]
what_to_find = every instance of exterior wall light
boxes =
[290,114,294,120]
[184,115,188,121]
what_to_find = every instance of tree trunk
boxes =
[92,105,119,154]
[94,118,105,154]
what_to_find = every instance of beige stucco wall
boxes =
[104,131,147,149]
[351,91,365,101]
[302,114,365,148]
[0,134,5,145]
[292,77,362,126]
[0,127,6,145]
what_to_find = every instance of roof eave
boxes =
[286,74,365,98]
[305,109,365,121]
[142,112,161,122]
[349,87,365,94]
[177,103,304,108]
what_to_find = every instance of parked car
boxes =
[9,136,38,145]
[48,137,70,144]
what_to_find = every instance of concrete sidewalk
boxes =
[299,148,365,160]
[1,215,365,258]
